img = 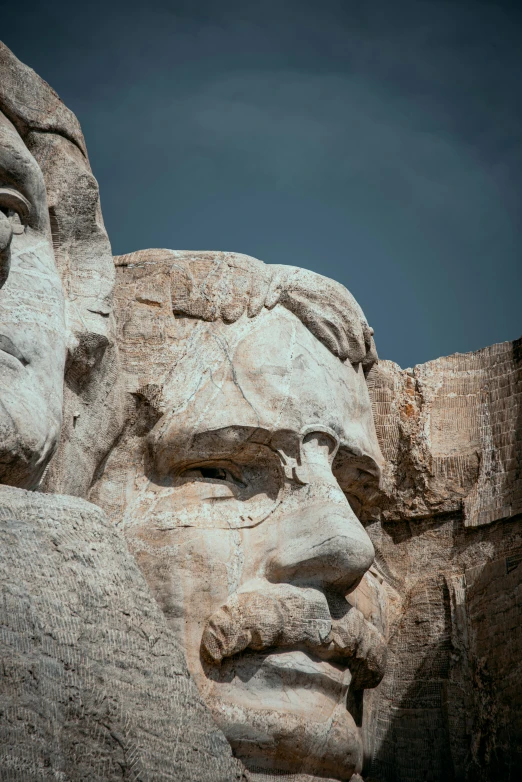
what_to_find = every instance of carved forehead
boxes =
[154,308,381,460]
[114,254,382,462]
[115,249,378,372]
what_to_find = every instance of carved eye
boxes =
[0,188,30,235]
[180,465,245,486]
[195,467,227,480]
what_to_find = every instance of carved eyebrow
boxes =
[190,426,271,448]
[169,429,254,466]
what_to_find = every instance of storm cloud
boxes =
[4,0,521,366]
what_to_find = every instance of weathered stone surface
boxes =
[0,485,244,781]
[89,247,521,781]
[0,41,124,497]
[1,36,521,782]
[0,41,240,782]
[362,511,522,782]
[367,340,522,526]
[90,249,387,780]
[0,106,65,488]
[363,343,522,781]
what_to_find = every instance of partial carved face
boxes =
[0,111,65,487]
[96,274,387,780]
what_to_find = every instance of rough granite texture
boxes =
[367,340,521,526]
[0,485,244,782]
[91,249,386,780]
[363,342,522,781]
[0,40,239,782]
[1,36,521,782]
[0,41,124,498]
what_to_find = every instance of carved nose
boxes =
[265,502,375,593]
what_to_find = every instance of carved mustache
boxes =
[201,582,387,690]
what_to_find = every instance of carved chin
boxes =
[211,698,363,780]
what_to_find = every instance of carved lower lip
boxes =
[262,649,351,689]
[0,335,27,367]
[213,648,352,696]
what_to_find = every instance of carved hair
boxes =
[116,250,378,373]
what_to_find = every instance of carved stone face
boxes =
[0,111,65,488]
[98,281,387,780]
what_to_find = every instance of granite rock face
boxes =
[0,41,243,782]
[0,41,124,497]
[92,248,520,781]
[0,485,244,781]
[364,341,522,781]
[91,249,387,781]
[1,37,521,782]
[368,341,521,526]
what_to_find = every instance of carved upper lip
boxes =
[0,335,28,366]
[201,584,387,691]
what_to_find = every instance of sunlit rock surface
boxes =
[0,37,521,782]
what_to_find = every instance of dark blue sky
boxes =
[3,0,521,367]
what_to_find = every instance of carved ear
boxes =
[0,186,30,281]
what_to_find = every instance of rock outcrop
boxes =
[364,341,522,781]
[368,340,521,525]
[0,41,124,497]
[1,37,521,782]
[0,485,244,781]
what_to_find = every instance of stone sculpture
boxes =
[1,39,521,782]
[91,249,391,780]
[0,102,65,488]
[0,40,122,496]
[0,41,244,781]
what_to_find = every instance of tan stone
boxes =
[0,41,243,782]
[367,341,522,526]
[91,249,387,780]
[363,342,522,780]
[0,41,124,497]
[1,36,521,782]
[0,485,244,781]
